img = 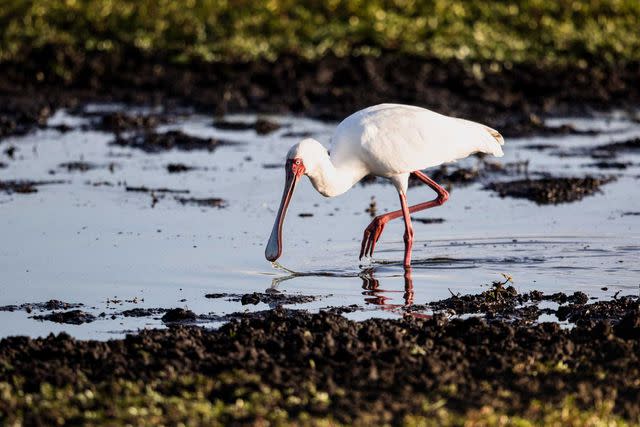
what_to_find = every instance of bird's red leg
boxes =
[359,171,449,260]
[399,192,414,267]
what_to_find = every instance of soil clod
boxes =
[161,308,197,323]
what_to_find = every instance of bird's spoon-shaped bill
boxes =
[265,160,303,261]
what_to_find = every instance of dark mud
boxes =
[0,179,66,194]
[125,185,189,194]
[485,176,616,204]
[0,96,54,139]
[523,143,559,151]
[1,300,639,424]
[589,138,640,159]
[560,137,640,159]
[500,115,601,138]
[0,300,84,313]
[205,292,324,306]
[32,310,96,325]
[213,118,282,135]
[90,111,168,134]
[120,308,168,318]
[166,163,197,173]
[175,197,226,208]
[161,308,197,323]
[111,130,232,153]
[412,217,445,224]
[58,161,117,173]
[586,161,632,169]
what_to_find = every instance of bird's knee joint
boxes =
[404,230,414,243]
[438,190,449,205]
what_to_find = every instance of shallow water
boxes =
[0,107,639,339]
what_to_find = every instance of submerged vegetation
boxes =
[1,0,639,79]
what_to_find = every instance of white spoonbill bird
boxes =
[265,103,505,267]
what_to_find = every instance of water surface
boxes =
[1,107,638,338]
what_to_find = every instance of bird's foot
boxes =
[359,216,388,260]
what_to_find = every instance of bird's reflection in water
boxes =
[360,267,414,307]
[359,268,431,319]
[268,263,429,318]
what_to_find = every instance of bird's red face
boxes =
[265,158,306,262]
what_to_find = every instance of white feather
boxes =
[330,103,504,177]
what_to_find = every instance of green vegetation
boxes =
[0,374,631,426]
[1,0,639,75]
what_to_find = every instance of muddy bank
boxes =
[2,55,640,142]
[485,176,616,204]
[1,302,639,425]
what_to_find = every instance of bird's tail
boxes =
[481,125,505,157]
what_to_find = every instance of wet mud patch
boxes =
[522,143,559,151]
[119,307,168,318]
[559,137,640,159]
[32,310,96,325]
[125,185,189,194]
[175,197,226,208]
[0,300,84,313]
[166,163,197,173]
[3,145,17,159]
[205,292,324,306]
[0,179,66,194]
[213,118,282,135]
[0,300,96,325]
[111,130,232,153]
[485,176,615,204]
[161,308,197,323]
[412,217,445,224]
[88,111,168,133]
[584,160,632,169]
[501,114,602,138]
[590,137,640,159]
[282,130,313,138]
[58,161,117,173]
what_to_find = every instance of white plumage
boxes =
[330,103,504,191]
[266,103,505,266]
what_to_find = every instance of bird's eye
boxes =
[295,160,301,165]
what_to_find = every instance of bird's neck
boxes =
[307,155,365,198]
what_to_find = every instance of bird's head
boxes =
[265,138,327,262]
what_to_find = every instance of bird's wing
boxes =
[333,104,503,176]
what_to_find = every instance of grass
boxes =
[1,0,639,80]
[0,374,633,426]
